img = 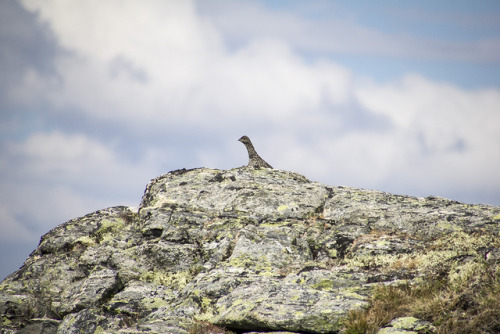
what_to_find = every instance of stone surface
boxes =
[1,167,499,333]
[377,316,436,334]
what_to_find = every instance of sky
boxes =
[1,0,499,280]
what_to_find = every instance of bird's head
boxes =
[238,135,251,145]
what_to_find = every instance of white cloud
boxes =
[0,205,38,242]
[355,74,500,154]
[349,74,500,193]
[21,0,219,62]
[0,131,164,242]
[6,131,165,189]
[9,131,112,175]
[199,0,500,62]
[11,0,500,204]
[15,0,356,135]
[19,0,224,122]
[0,184,98,242]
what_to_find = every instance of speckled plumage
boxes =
[238,135,273,169]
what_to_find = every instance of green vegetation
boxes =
[189,321,233,334]
[342,260,500,333]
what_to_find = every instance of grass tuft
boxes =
[342,261,500,333]
[189,321,233,334]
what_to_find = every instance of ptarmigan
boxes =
[238,135,273,169]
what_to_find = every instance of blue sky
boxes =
[1,0,499,280]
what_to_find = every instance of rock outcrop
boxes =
[1,167,499,334]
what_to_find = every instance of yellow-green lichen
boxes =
[260,220,293,227]
[345,230,498,275]
[294,311,305,317]
[303,313,342,333]
[75,236,96,246]
[94,325,105,334]
[194,295,218,321]
[339,289,366,300]
[206,217,250,231]
[345,252,402,270]
[278,205,289,211]
[228,253,272,273]
[311,279,335,291]
[144,297,170,309]
[222,295,266,314]
[390,316,420,328]
[447,260,486,291]
[436,220,462,232]
[231,299,244,307]
[140,269,193,290]
[66,314,77,327]
[201,296,213,310]
[96,219,125,242]
[195,311,216,322]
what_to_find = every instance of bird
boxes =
[238,135,273,169]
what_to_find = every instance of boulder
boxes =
[1,167,499,333]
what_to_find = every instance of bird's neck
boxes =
[246,142,259,159]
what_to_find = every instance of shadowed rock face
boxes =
[1,167,499,334]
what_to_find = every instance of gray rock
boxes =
[1,167,499,333]
[18,317,60,334]
[377,316,436,334]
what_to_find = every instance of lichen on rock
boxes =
[1,167,499,333]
